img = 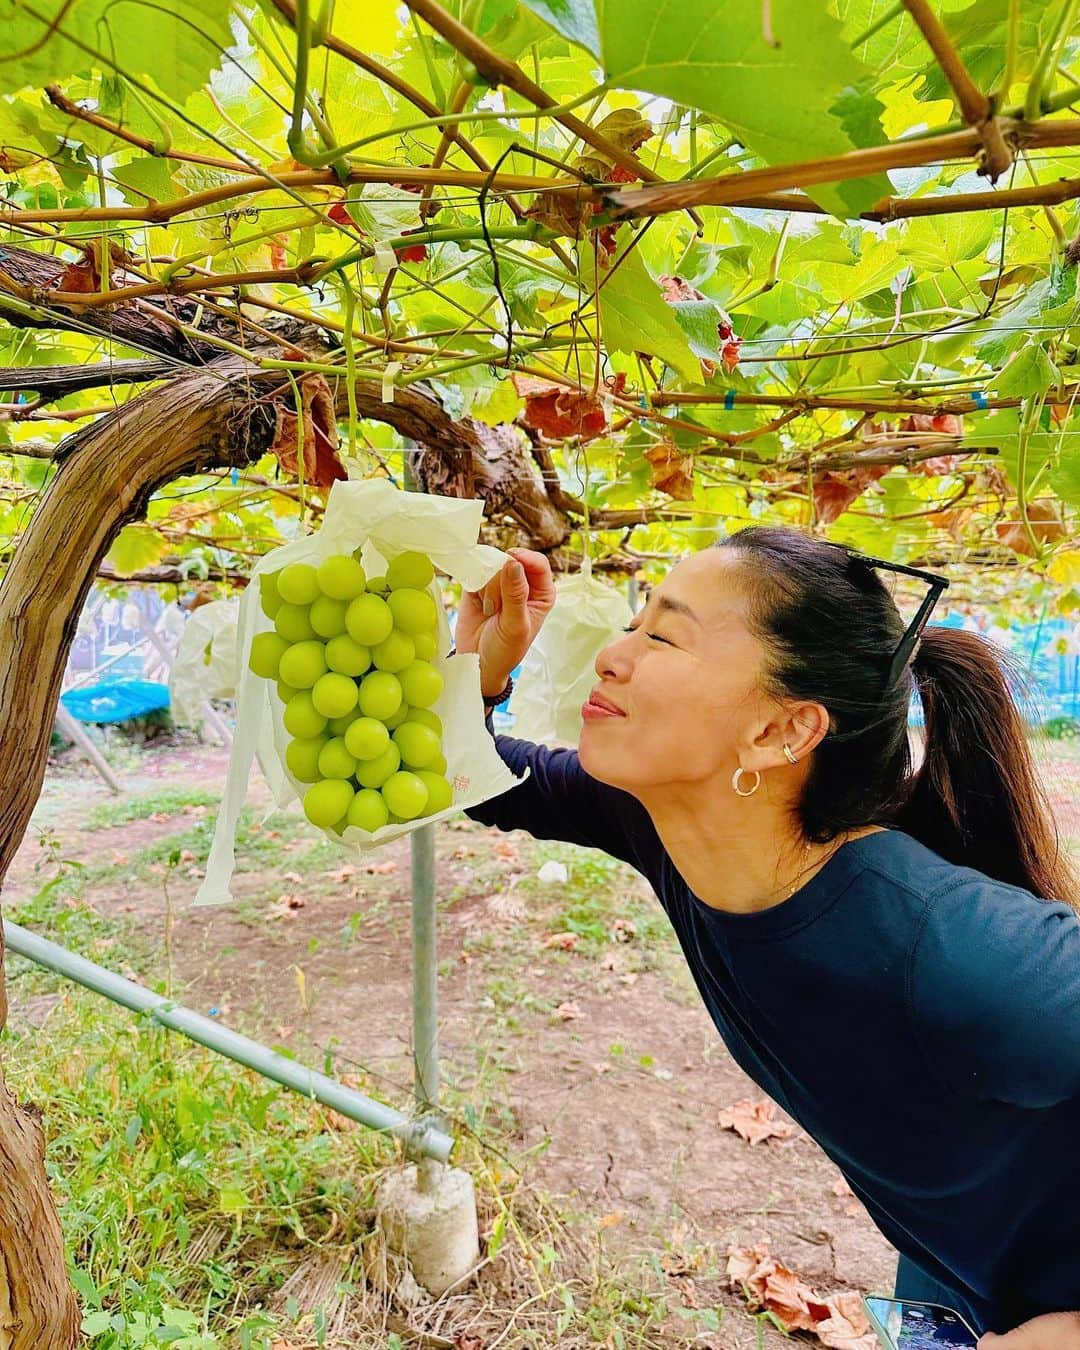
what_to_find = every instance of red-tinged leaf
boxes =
[718,1097,793,1145]
[57,259,98,293]
[930,413,963,437]
[607,163,640,183]
[721,339,741,371]
[644,440,695,500]
[1051,402,1071,426]
[659,274,706,303]
[920,454,961,475]
[394,227,428,263]
[512,373,625,440]
[270,234,288,270]
[812,465,890,524]
[327,201,357,228]
[995,500,1069,556]
[269,372,346,491]
[594,223,619,256]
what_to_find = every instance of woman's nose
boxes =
[595,629,634,680]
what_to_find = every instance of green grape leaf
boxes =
[594,0,889,215]
[520,0,601,58]
[992,341,1060,400]
[582,247,699,382]
[106,525,170,577]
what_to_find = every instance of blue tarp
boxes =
[61,680,170,724]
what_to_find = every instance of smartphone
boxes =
[862,1295,980,1349]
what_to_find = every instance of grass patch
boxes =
[87,788,220,831]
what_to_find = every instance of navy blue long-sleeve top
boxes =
[465,726,1080,1335]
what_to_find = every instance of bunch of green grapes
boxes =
[247,550,453,833]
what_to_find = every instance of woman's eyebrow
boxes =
[654,595,700,624]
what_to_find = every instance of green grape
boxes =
[325,634,371,677]
[275,603,316,643]
[407,707,442,735]
[366,574,389,596]
[382,770,428,820]
[276,678,296,704]
[345,593,393,646]
[388,588,437,635]
[328,816,349,837]
[249,632,288,680]
[259,571,284,619]
[372,630,415,673]
[387,551,434,591]
[283,691,328,739]
[428,751,448,775]
[384,703,410,730]
[286,735,328,783]
[310,595,348,638]
[278,640,328,689]
[386,812,408,824]
[393,722,440,768]
[357,671,402,720]
[399,660,443,708]
[412,632,437,662]
[311,672,358,719]
[347,788,390,832]
[344,716,390,760]
[318,737,359,779]
[355,743,401,788]
[317,553,367,601]
[415,770,453,814]
[327,710,359,736]
[278,562,320,606]
[303,778,354,828]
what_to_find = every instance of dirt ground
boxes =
[6,732,1080,1347]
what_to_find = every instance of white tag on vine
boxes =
[381,361,402,403]
[372,240,396,274]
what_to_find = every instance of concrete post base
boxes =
[373,1163,480,1299]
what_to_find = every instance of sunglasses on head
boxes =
[817,541,950,691]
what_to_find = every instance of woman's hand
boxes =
[979,1312,1080,1348]
[455,548,555,697]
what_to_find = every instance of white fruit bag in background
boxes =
[196,479,525,906]
[510,556,632,747]
[168,599,240,727]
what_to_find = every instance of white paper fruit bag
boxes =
[196,479,525,906]
[168,599,240,727]
[511,557,632,747]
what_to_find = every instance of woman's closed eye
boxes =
[622,624,674,646]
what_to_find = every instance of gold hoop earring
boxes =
[783,743,798,765]
[731,767,761,797]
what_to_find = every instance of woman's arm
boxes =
[456,548,661,877]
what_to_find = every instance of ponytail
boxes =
[897,626,1079,908]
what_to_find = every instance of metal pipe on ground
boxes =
[3,918,453,1163]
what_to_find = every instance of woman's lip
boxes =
[581,698,626,720]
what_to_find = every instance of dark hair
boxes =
[715,526,1078,909]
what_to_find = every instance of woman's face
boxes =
[579,550,793,796]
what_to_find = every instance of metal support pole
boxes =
[3,919,454,1162]
[626,574,640,614]
[54,704,121,795]
[401,445,446,1188]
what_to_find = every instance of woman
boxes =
[455,527,1080,1348]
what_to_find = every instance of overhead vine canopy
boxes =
[1,0,1080,619]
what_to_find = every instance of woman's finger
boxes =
[507,548,556,609]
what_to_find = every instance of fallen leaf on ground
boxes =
[727,1242,877,1350]
[366,860,397,875]
[718,1098,794,1145]
[543,932,579,951]
[611,917,636,942]
[554,1000,581,1021]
